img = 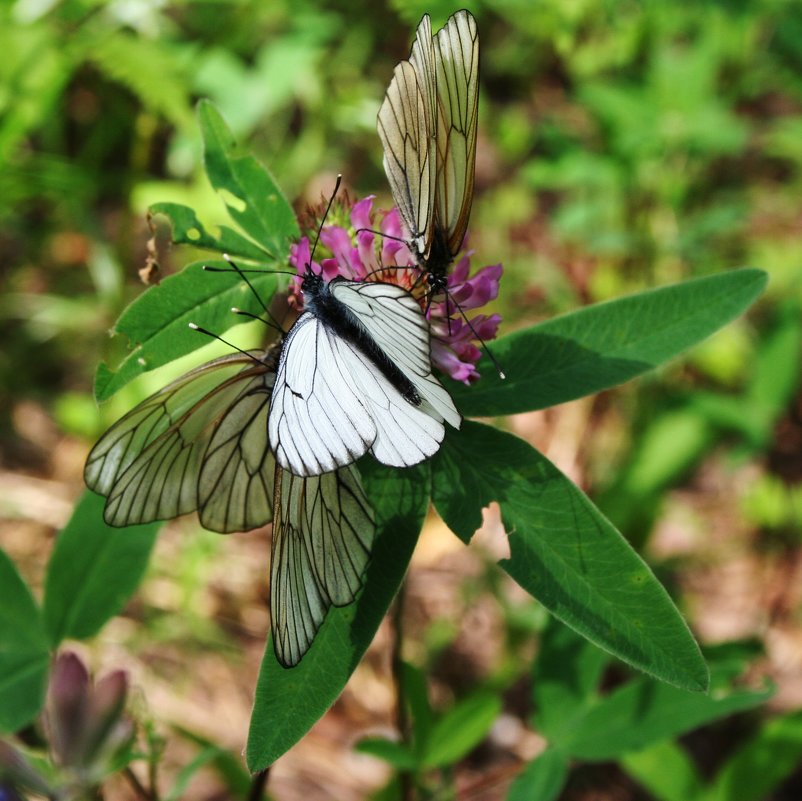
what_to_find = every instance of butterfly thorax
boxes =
[422,226,452,296]
[303,277,422,407]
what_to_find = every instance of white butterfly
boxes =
[84,345,375,667]
[268,269,461,477]
[378,10,479,295]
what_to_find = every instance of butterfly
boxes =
[267,267,461,478]
[378,10,479,296]
[84,344,375,667]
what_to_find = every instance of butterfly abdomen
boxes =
[306,280,422,406]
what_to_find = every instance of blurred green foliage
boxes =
[1,0,801,797]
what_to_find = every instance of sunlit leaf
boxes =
[198,100,299,259]
[432,422,708,691]
[449,269,767,417]
[94,262,281,402]
[246,462,430,771]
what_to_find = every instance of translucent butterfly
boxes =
[378,10,479,296]
[84,344,375,667]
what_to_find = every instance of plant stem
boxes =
[392,580,414,801]
[247,768,269,801]
[123,767,155,801]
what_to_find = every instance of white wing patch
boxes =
[269,279,461,477]
[332,280,461,428]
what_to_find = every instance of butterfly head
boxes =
[301,267,324,295]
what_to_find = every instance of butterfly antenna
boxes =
[308,174,343,267]
[355,227,407,246]
[188,323,266,366]
[443,293,506,380]
[208,254,285,334]
[204,265,298,277]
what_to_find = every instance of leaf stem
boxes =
[247,768,269,801]
[392,580,414,801]
[123,767,156,801]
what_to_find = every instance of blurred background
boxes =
[1,0,801,798]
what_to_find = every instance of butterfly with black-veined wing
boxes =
[84,343,375,667]
[267,260,462,478]
[378,9,479,297]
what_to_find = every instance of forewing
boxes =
[333,280,461,429]
[378,16,438,257]
[269,308,450,474]
[433,9,479,255]
[85,352,276,531]
[409,13,437,138]
[270,464,375,667]
[268,312,377,476]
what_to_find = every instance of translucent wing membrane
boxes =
[268,279,460,477]
[85,352,277,532]
[377,60,433,257]
[86,345,377,667]
[378,10,479,279]
[271,465,375,667]
[433,10,479,256]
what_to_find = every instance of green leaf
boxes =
[94,261,281,402]
[198,100,298,259]
[431,422,708,692]
[449,269,767,417]
[149,202,275,262]
[172,727,251,797]
[558,666,770,760]
[506,748,569,801]
[532,619,610,742]
[84,30,193,132]
[420,693,502,769]
[355,737,418,771]
[246,462,430,772]
[621,740,704,801]
[402,661,434,757]
[707,710,802,801]
[0,548,49,733]
[163,745,231,801]
[43,492,160,645]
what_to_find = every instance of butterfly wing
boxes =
[378,18,436,258]
[331,280,461,428]
[85,351,276,532]
[433,10,479,258]
[270,463,375,667]
[268,312,376,475]
[378,11,479,279]
[268,304,449,476]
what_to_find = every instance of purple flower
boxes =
[0,652,134,801]
[289,196,502,383]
